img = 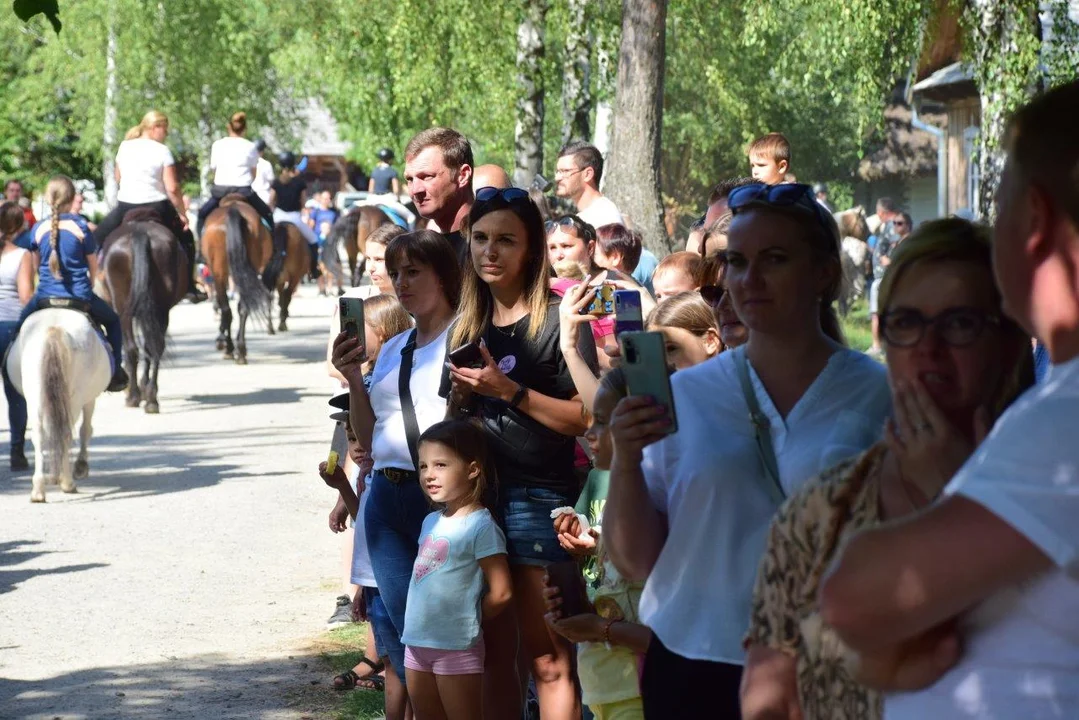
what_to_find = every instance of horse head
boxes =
[834,206,869,241]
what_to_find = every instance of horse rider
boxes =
[364,147,415,227]
[195,111,276,238]
[93,110,205,303]
[252,139,275,205]
[16,176,128,392]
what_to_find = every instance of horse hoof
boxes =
[223,351,234,359]
[145,402,160,414]
[216,339,226,351]
[125,396,141,408]
[267,326,276,336]
[236,356,248,366]
[73,461,89,480]
[278,322,287,332]
[30,494,45,503]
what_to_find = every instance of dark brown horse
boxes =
[264,221,310,332]
[100,209,189,413]
[332,205,392,286]
[200,196,272,364]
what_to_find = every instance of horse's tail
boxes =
[262,224,287,291]
[41,326,73,478]
[128,226,166,359]
[225,206,270,320]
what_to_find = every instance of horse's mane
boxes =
[834,206,869,241]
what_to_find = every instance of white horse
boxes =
[4,308,111,502]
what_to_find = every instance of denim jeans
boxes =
[17,293,123,371]
[0,321,27,448]
[364,469,429,682]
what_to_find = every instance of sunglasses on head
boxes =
[545,216,577,235]
[727,182,833,233]
[475,186,529,204]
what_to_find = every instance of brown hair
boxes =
[699,212,733,257]
[365,223,406,249]
[362,294,414,350]
[747,132,791,165]
[228,112,247,135]
[125,110,168,141]
[44,176,76,279]
[0,202,24,248]
[1006,78,1079,227]
[647,292,719,337]
[654,251,705,287]
[404,127,474,173]
[595,223,643,273]
[418,419,496,509]
[558,140,605,187]
[384,229,462,307]
[708,177,755,206]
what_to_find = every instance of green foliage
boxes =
[840,298,874,353]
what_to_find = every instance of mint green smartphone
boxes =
[618,331,678,435]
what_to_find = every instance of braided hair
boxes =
[43,176,76,279]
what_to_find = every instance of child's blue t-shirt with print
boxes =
[401,508,506,650]
[30,213,97,299]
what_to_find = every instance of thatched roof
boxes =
[857,102,946,182]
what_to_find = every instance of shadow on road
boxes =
[0,540,110,596]
[0,652,339,719]
[159,320,329,370]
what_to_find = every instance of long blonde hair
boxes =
[44,176,76,279]
[124,110,168,141]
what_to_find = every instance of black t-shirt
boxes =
[271,176,307,212]
[444,230,470,269]
[370,164,398,194]
[440,297,598,495]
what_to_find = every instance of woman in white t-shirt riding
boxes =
[194,111,275,236]
[330,230,460,720]
[604,182,892,716]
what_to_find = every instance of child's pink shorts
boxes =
[404,637,485,676]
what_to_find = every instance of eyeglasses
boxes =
[880,307,1001,348]
[727,183,833,234]
[475,186,529,204]
[545,216,577,235]
[554,167,584,179]
[545,215,595,243]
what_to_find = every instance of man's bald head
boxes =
[472,164,512,192]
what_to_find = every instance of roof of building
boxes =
[264,99,351,158]
[857,102,947,182]
[911,62,978,103]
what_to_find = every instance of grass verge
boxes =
[840,299,873,353]
[312,623,386,720]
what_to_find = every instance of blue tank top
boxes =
[29,213,97,300]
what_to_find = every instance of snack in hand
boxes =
[550,506,591,539]
[326,451,340,475]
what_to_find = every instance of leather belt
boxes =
[381,467,418,484]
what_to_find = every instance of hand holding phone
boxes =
[448,341,486,370]
[339,296,367,360]
[619,331,678,435]
[579,283,616,316]
[614,289,643,336]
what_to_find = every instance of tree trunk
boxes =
[561,0,592,146]
[513,0,550,189]
[199,85,214,199]
[102,0,119,207]
[604,0,669,255]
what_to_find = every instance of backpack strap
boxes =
[733,347,786,506]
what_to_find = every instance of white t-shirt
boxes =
[639,347,891,663]
[368,326,450,471]
[253,157,274,203]
[210,136,258,187]
[115,137,175,204]
[578,195,623,229]
[885,356,1079,719]
[350,474,377,588]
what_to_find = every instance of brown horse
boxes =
[332,205,393,286]
[200,196,272,364]
[264,222,310,332]
[100,209,189,413]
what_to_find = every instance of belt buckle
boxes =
[383,468,409,484]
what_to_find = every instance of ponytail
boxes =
[48,202,62,279]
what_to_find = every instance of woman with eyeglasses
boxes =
[603,183,893,716]
[740,219,1033,720]
[444,186,597,719]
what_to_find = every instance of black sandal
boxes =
[333,656,385,692]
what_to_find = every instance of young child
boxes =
[310,190,339,295]
[15,175,127,391]
[402,420,513,720]
[646,292,722,369]
[747,132,791,186]
[547,369,650,720]
[650,251,703,301]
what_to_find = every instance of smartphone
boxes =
[619,331,678,435]
[339,296,367,358]
[614,289,643,336]
[579,283,616,316]
[448,341,485,369]
[531,173,552,193]
[546,561,589,618]
[328,421,348,473]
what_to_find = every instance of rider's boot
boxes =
[107,366,130,393]
[179,230,208,304]
[10,441,28,472]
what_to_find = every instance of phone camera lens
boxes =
[624,341,638,364]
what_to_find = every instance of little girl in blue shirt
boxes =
[16,176,127,391]
[401,419,513,720]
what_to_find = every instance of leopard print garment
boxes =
[744,443,888,720]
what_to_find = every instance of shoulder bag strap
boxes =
[733,347,786,506]
[398,329,421,471]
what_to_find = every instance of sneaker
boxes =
[10,444,28,472]
[327,595,353,627]
[107,367,130,393]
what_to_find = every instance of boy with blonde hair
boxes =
[747,132,791,185]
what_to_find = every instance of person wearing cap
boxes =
[252,139,274,205]
[369,148,401,197]
[814,182,832,212]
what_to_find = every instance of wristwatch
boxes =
[509,383,528,408]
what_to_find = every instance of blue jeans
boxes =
[364,469,429,683]
[0,321,27,448]
[501,485,575,566]
[17,293,123,371]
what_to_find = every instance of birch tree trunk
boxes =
[561,0,592,146]
[513,0,550,188]
[102,0,119,208]
[604,0,670,254]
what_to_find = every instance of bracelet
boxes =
[602,618,618,645]
[509,383,528,408]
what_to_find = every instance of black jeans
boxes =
[196,185,275,237]
[94,198,186,249]
[641,635,743,718]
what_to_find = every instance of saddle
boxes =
[40,297,91,315]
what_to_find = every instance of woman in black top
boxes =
[270,151,318,247]
[445,186,596,719]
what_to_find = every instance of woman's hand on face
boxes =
[884,379,991,500]
[331,331,366,385]
[609,395,672,463]
[559,278,598,353]
[448,339,519,402]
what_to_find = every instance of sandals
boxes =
[333,656,385,692]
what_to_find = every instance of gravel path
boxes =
[0,290,352,719]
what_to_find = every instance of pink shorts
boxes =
[404,637,485,676]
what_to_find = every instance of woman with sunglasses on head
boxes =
[603,183,893,716]
[741,219,1033,720]
[444,186,598,719]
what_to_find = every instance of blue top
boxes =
[1034,340,1052,384]
[28,213,97,300]
[401,508,506,650]
[310,208,339,242]
[632,248,659,295]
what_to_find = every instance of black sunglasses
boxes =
[727,183,833,234]
[880,307,1001,348]
[475,186,529,204]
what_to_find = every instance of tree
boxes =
[560,0,592,146]
[604,0,669,254]
[514,0,551,187]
